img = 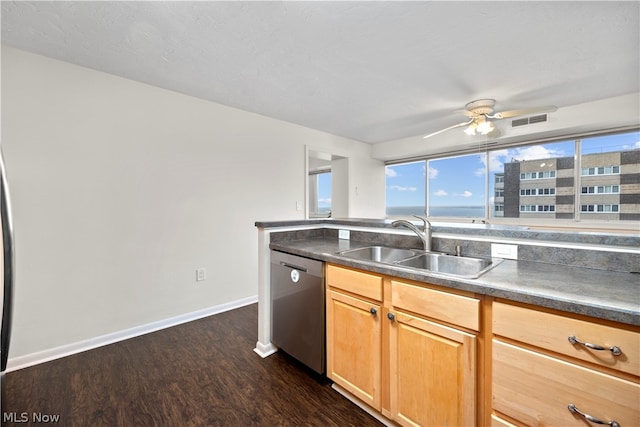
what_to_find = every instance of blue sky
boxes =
[317,172,332,210]
[386,130,640,208]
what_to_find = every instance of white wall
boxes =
[1,46,384,361]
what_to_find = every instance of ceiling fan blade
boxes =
[489,105,558,119]
[454,109,478,118]
[423,119,474,139]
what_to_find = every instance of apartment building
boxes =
[494,149,640,220]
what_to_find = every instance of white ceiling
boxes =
[2,1,638,144]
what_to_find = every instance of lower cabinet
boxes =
[492,301,640,426]
[326,264,479,426]
[389,310,476,426]
[324,264,640,426]
[326,289,382,410]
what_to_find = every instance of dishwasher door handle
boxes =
[279,261,308,273]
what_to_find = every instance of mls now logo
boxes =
[4,412,61,423]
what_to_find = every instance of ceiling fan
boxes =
[423,99,558,139]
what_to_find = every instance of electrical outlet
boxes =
[196,268,206,281]
[338,229,350,240]
[491,243,518,260]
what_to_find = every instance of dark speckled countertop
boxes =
[269,237,640,326]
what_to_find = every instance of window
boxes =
[308,170,331,217]
[384,129,640,227]
[520,171,556,180]
[581,166,620,176]
[492,139,575,220]
[581,185,620,194]
[580,132,638,221]
[520,205,556,212]
[427,154,486,218]
[385,161,426,216]
[581,204,619,213]
[520,188,556,196]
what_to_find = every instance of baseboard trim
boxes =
[330,383,395,427]
[253,341,278,358]
[7,295,258,373]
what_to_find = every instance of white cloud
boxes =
[428,167,439,179]
[511,145,565,162]
[318,198,332,205]
[387,185,416,192]
[454,190,473,198]
[623,140,640,149]
[385,167,398,177]
[433,189,447,197]
[484,146,567,174]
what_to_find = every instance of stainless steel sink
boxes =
[337,245,502,279]
[337,246,421,263]
[395,252,502,279]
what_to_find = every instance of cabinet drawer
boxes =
[326,264,383,301]
[493,301,640,376]
[493,340,640,427]
[391,280,479,331]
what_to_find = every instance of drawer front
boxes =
[493,301,640,376]
[493,340,640,427]
[326,264,383,301]
[391,280,479,331]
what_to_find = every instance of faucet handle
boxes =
[412,215,428,229]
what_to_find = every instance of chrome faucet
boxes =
[391,215,432,252]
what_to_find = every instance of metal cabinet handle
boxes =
[568,404,620,427]
[568,335,622,356]
[369,307,377,316]
[387,312,395,321]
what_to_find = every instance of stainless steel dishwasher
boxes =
[270,250,325,374]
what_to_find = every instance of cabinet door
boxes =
[389,310,477,427]
[326,289,382,410]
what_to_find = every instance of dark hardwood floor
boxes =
[2,303,382,426]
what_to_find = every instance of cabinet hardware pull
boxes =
[369,307,377,316]
[387,312,395,321]
[567,403,620,427]
[568,336,622,356]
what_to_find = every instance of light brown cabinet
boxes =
[389,309,477,426]
[326,265,383,410]
[326,289,382,410]
[326,264,479,426]
[491,301,640,427]
[325,264,640,427]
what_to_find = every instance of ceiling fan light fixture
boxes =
[476,120,495,135]
[464,123,477,135]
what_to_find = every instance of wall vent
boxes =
[512,114,548,127]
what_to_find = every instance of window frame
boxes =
[384,127,640,232]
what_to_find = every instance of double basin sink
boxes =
[336,246,502,279]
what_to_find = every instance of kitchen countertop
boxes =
[269,237,640,326]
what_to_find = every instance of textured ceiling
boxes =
[2,1,639,144]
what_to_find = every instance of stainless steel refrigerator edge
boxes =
[0,147,16,408]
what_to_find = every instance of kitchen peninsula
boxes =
[255,218,639,426]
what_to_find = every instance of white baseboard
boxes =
[253,341,278,358]
[6,295,258,373]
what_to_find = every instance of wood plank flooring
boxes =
[1,303,382,426]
